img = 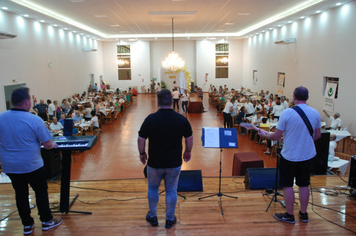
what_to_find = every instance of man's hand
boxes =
[140,153,147,165]
[183,151,191,162]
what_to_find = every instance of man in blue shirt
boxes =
[0,87,62,234]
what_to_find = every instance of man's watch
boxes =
[140,152,146,155]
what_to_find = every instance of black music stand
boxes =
[266,146,286,212]
[199,128,238,215]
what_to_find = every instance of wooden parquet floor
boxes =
[1,176,356,235]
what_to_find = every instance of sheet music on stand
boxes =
[202,127,238,148]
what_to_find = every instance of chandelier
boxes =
[162,18,185,71]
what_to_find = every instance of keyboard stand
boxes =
[51,150,92,214]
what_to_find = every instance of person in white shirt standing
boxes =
[222,97,235,128]
[258,86,321,224]
[47,99,56,120]
[245,98,255,117]
[172,88,180,111]
[181,90,189,114]
[323,110,342,130]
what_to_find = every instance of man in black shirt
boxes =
[138,89,193,228]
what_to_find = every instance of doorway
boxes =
[4,83,27,110]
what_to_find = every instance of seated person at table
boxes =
[132,87,137,96]
[49,117,63,132]
[82,105,92,121]
[72,111,82,123]
[216,93,226,112]
[323,110,342,130]
[250,111,263,142]
[329,134,337,156]
[271,100,284,120]
[90,111,101,132]
[255,100,262,111]
[235,106,247,135]
[58,114,66,126]
[109,102,115,115]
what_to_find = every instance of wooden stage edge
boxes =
[1,175,356,235]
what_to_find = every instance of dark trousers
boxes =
[38,113,48,121]
[223,112,232,128]
[7,167,53,226]
[251,129,259,141]
[173,99,179,110]
[182,101,188,113]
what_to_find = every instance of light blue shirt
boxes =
[0,109,52,174]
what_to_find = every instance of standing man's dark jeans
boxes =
[223,112,232,128]
[182,101,188,113]
[173,99,179,110]
[7,167,53,226]
[38,113,48,121]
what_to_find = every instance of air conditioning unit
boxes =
[274,38,296,45]
[0,31,17,39]
[83,47,97,52]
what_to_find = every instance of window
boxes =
[215,43,229,79]
[117,45,131,80]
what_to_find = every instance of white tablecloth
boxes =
[328,159,349,175]
[328,130,351,142]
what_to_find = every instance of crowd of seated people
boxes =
[31,86,136,135]
[208,84,344,155]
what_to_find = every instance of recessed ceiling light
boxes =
[278,25,282,27]
[72,31,76,33]
[80,33,83,35]
[210,38,216,40]
[24,14,29,17]
[300,16,305,19]
[269,28,273,30]
[316,10,321,13]
[53,24,57,26]
[40,20,45,22]
[336,3,342,6]
[262,30,265,32]
[1,7,8,10]
[225,23,234,25]
[63,28,68,30]
[288,21,292,23]
[256,33,259,34]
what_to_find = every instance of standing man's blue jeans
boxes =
[147,166,181,221]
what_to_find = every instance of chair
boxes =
[349,135,356,147]
[232,115,241,134]
[85,125,94,136]
[218,101,226,113]
[103,111,113,124]
[334,152,351,175]
[258,126,270,145]
[141,86,147,93]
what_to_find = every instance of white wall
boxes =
[196,39,243,92]
[0,10,103,112]
[102,41,150,92]
[242,2,356,133]
[150,40,196,90]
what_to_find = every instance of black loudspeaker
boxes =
[311,130,330,175]
[244,168,282,189]
[41,150,61,180]
[348,155,356,190]
[63,119,73,136]
[178,170,203,192]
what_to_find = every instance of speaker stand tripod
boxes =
[266,147,285,212]
[199,148,237,215]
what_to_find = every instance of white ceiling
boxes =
[0,0,353,40]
